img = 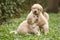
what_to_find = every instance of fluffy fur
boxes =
[27,4,49,35]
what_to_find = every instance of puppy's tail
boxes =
[10,30,18,34]
[43,12,49,20]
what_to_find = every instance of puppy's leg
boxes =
[10,30,18,34]
[35,26,41,36]
[31,24,41,36]
[42,23,49,35]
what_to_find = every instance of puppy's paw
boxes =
[37,33,40,36]
[10,31,17,34]
[36,32,41,36]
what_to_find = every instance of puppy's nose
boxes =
[33,10,38,15]
[34,11,37,13]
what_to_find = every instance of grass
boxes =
[0,12,60,40]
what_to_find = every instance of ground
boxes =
[0,12,60,40]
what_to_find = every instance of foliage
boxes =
[0,0,25,24]
[0,12,60,40]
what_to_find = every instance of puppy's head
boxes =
[31,4,43,15]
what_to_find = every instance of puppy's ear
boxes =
[40,7,43,12]
[27,18,32,25]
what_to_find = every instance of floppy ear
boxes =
[26,11,33,24]
[40,7,43,12]
[27,18,32,24]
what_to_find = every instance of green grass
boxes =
[0,12,60,40]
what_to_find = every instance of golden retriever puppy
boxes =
[27,4,49,35]
[17,20,40,35]
[10,20,40,35]
[27,4,43,24]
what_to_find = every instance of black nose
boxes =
[34,11,36,13]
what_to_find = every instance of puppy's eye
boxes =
[38,9,41,11]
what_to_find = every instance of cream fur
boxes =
[27,4,49,35]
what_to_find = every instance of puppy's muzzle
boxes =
[33,10,38,15]
[33,10,37,13]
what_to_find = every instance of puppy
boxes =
[27,4,43,24]
[10,20,40,35]
[27,4,49,35]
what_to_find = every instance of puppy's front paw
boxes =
[10,31,17,34]
[37,32,41,36]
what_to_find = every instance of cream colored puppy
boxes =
[27,4,49,35]
[27,4,43,24]
[10,20,40,35]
